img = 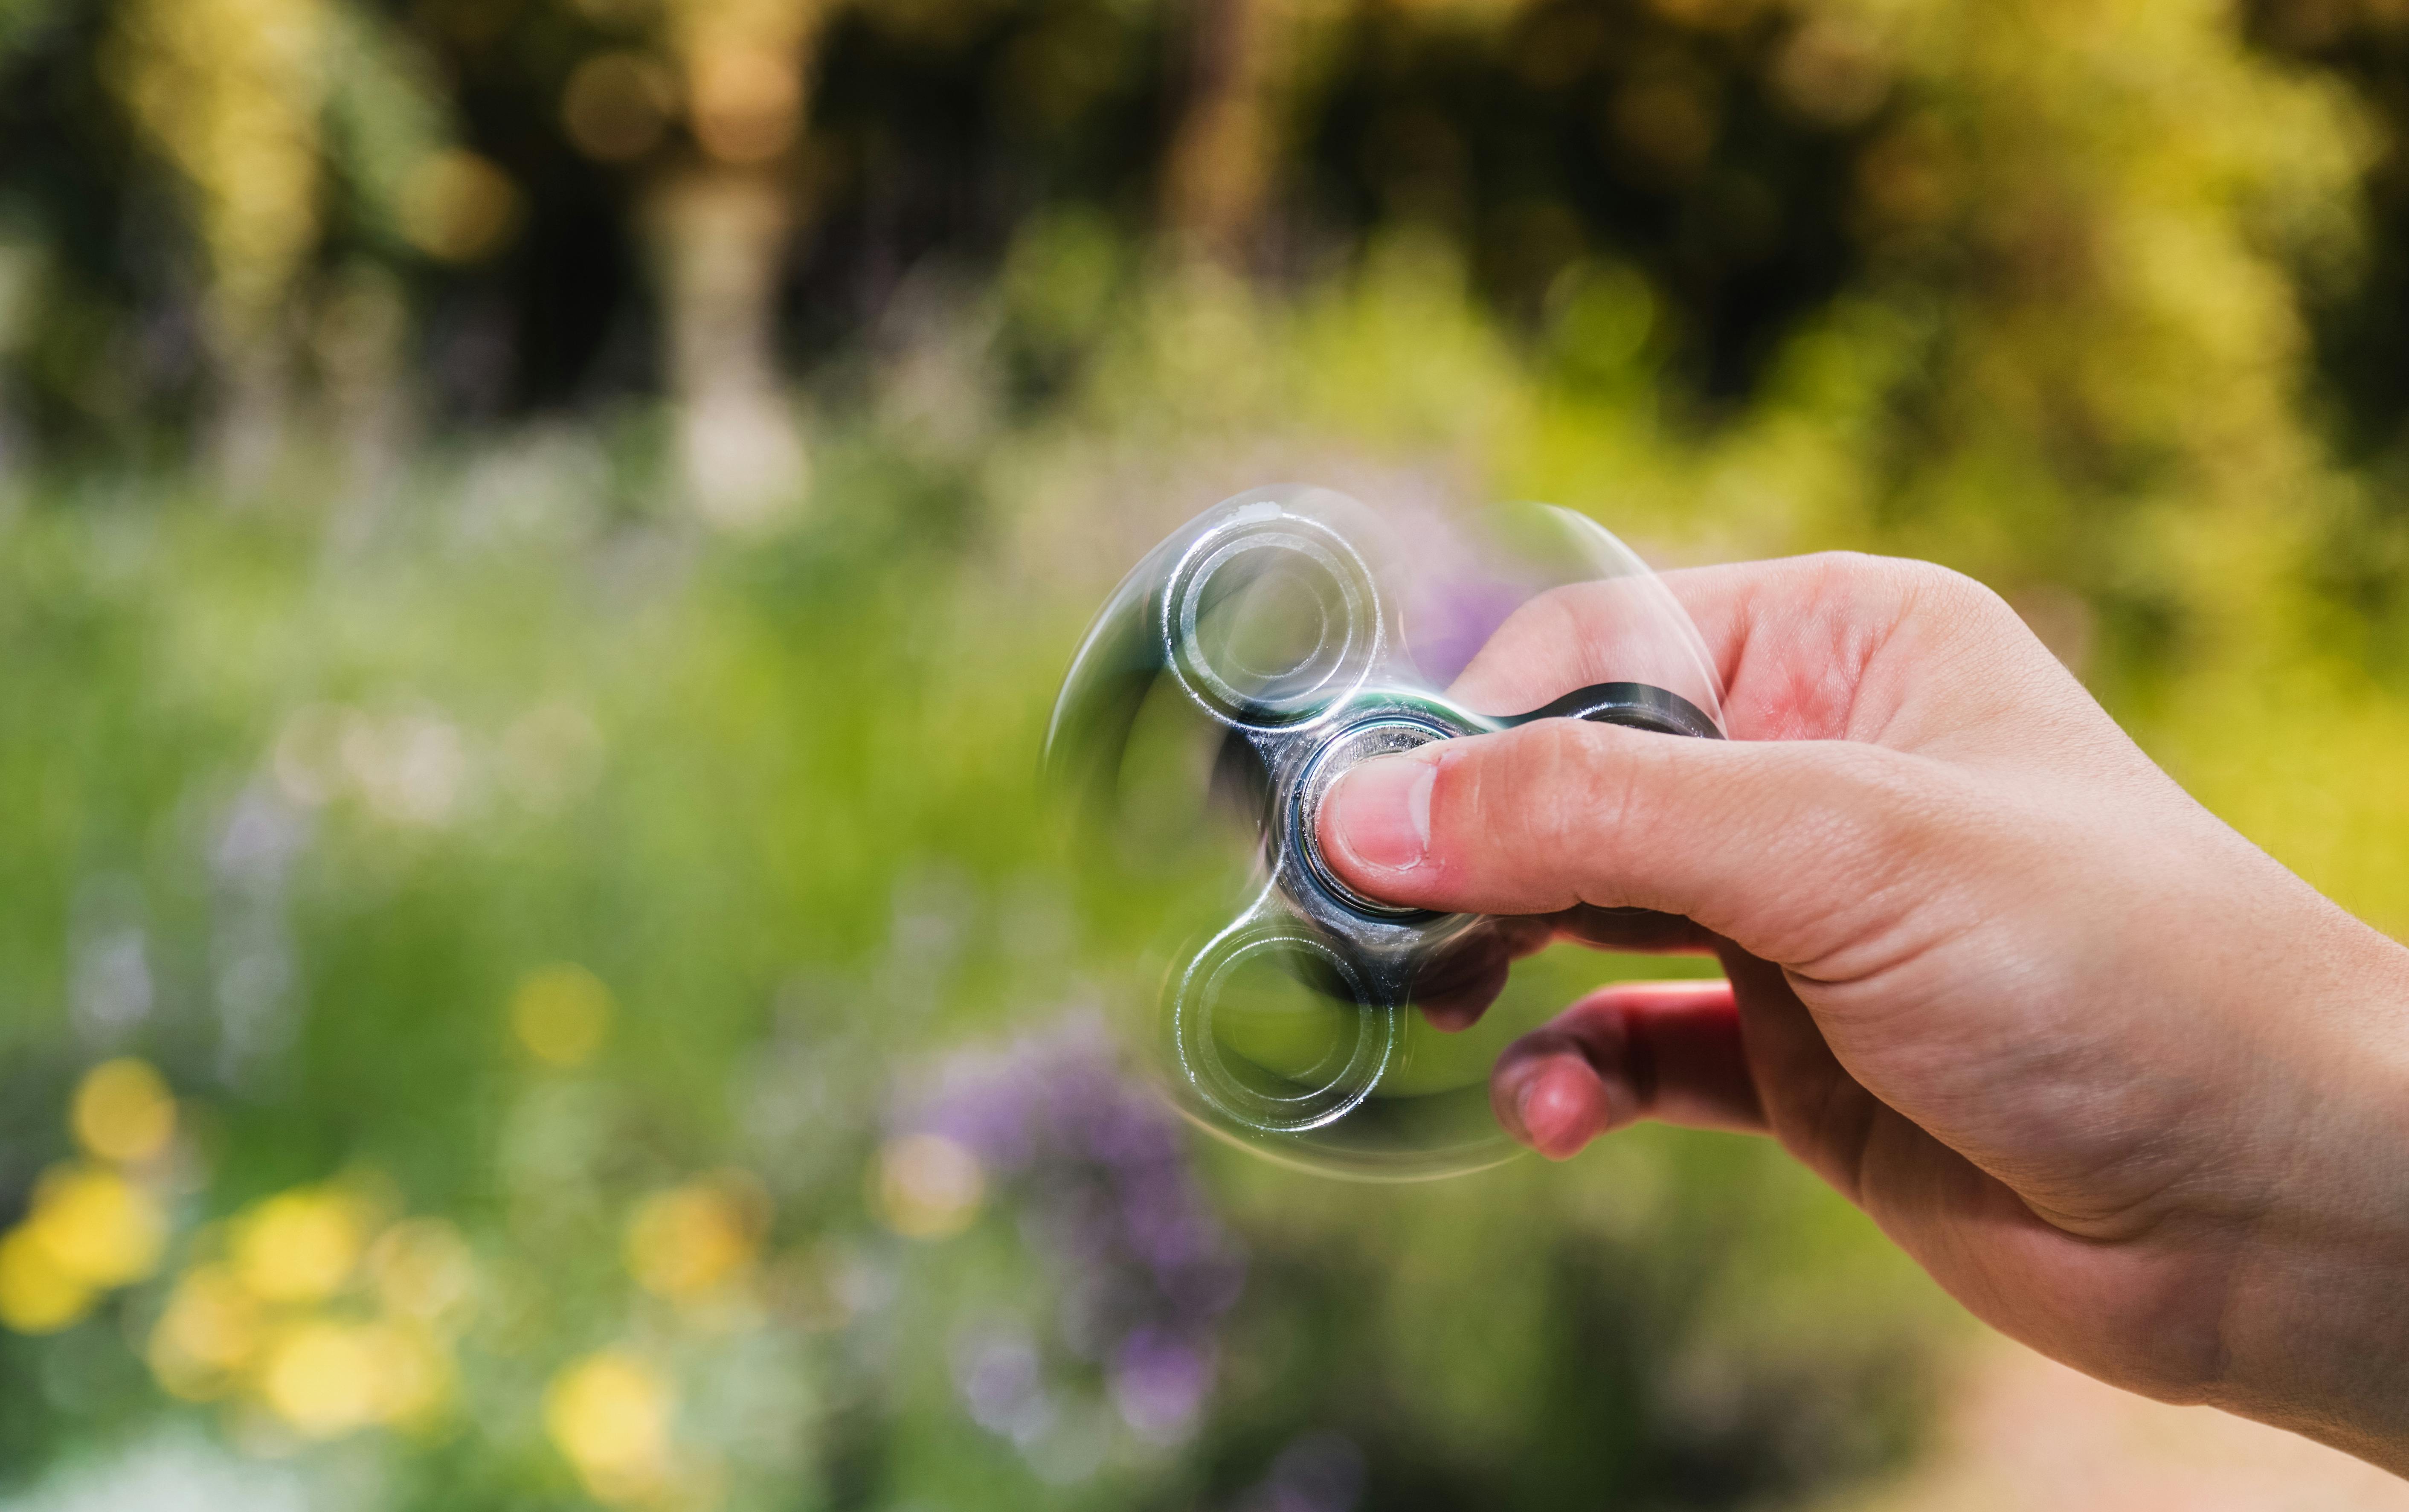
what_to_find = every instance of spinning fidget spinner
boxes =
[1047,485,1727,1178]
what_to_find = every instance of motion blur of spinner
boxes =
[1047,486,1729,1178]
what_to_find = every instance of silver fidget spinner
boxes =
[1047,485,1727,1178]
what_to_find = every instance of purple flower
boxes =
[1236,1433,1367,1512]
[1109,1326,1213,1443]
[894,1014,1248,1454]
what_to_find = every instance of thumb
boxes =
[1315,719,1944,970]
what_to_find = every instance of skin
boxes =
[1315,551,2409,1473]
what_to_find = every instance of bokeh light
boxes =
[0,1227,95,1335]
[545,1351,676,1505]
[871,1133,985,1239]
[230,1188,369,1305]
[398,149,523,264]
[564,50,680,162]
[366,1218,476,1324]
[70,1058,177,1164]
[149,1264,266,1399]
[624,1172,768,1302]
[511,963,617,1068]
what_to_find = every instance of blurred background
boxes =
[5,0,2409,1506]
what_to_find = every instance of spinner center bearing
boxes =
[1287,711,1461,925]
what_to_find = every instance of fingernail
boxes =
[1508,1076,1538,1143]
[1325,754,1435,872]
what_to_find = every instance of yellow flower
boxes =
[24,1164,166,1288]
[258,1316,451,1435]
[231,1188,365,1303]
[259,1319,382,1438]
[71,1058,177,1164]
[148,1262,263,1399]
[0,1227,92,1335]
[0,1162,169,1334]
[510,964,615,1068]
[625,1172,767,1303]
[545,1351,673,1503]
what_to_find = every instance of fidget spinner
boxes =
[1047,485,1727,1178]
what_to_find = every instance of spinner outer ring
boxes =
[1159,510,1384,732]
[1170,921,1398,1134]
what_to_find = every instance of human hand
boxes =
[1316,552,2409,1472]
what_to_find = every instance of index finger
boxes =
[1444,567,1728,725]
[1449,552,2008,746]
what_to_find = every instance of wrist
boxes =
[2206,929,2409,1471]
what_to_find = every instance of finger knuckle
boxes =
[1773,743,1963,969]
[1455,717,1628,886]
[1803,741,1934,852]
[1802,552,2016,634]
[1486,720,1627,876]
[1895,559,2032,643]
